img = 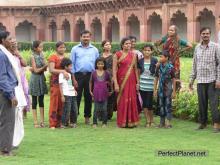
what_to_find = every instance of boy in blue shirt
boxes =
[154,50,176,128]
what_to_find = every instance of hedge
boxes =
[173,91,212,123]
[18,42,196,58]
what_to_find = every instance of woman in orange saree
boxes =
[113,37,139,128]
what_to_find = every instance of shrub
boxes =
[173,91,211,123]
[18,42,196,58]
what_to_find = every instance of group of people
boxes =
[1,25,220,156]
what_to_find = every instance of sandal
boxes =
[156,124,165,128]
[165,125,172,129]
[145,122,151,128]
[150,122,156,127]
[40,123,45,128]
[60,125,67,129]
[34,124,40,128]
[69,123,77,128]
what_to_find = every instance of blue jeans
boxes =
[62,96,78,125]
[159,96,172,124]
[93,101,107,125]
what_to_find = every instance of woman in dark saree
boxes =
[155,25,192,91]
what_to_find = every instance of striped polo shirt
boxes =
[140,62,155,91]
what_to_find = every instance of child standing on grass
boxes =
[154,50,176,128]
[139,44,158,127]
[29,40,48,128]
[59,58,78,128]
[90,57,111,128]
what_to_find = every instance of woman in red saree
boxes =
[155,25,192,91]
[113,37,139,128]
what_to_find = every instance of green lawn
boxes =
[1,57,220,165]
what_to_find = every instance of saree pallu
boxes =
[163,37,180,72]
[116,51,139,128]
[163,37,181,91]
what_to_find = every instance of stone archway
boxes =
[15,20,36,42]
[49,20,57,42]
[171,10,187,40]
[91,17,102,42]
[126,14,140,41]
[75,18,85,42]
[196,8,216,41]
[147,12,162,41]
[62,19,71,41]
[107,16,120,42]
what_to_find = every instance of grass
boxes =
[2,57,220,165]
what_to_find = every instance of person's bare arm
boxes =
[71,74,78,89]
[153,77,159,97]
[49,62,69,79]
[154,39,163,47]
[31,57,47,74]
[112,54,119,92]
[89,75,94,97]
[179,42,193,54]
[189,48,197,90]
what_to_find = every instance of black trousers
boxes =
[32,95,44,109]
[197,82,220,124]
[75,72,92,118]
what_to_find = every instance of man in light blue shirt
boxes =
[70,30,99,124]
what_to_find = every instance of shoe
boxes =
[165,125,172,129]
[93,124,97,128]
[40,122,45,128]
[145,122,151,128]
[102,124,107,128]
[150,122,156,127]
[0,151,15,156]
[85,118,90,125]
[156,124,165,128]
[50,127,56,130]
[196,124,207,130]
[34,123,40,128]
[69,123,77,128]
[60,125,67,129]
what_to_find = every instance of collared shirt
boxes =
[70,43,99,73]
[0,50,18,99]
[155,63,175,97]
[190,41,220,84]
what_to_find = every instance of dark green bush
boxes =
[18,42,196,58]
